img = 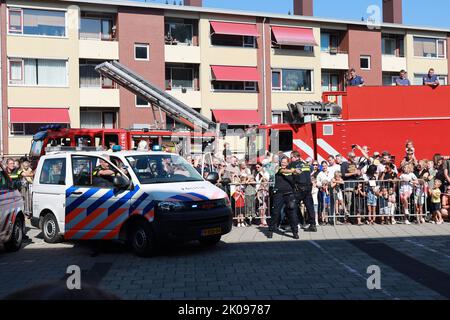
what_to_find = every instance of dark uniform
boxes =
[92,165,115,187]
[269,168,299,235]
[288,160,317,229]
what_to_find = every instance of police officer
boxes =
[267,157,299,239]
[288,151,317,232]
[93,159,116,187]
[5,158,22,185]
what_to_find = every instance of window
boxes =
[360,56,371,70]
[79,60,114,88]
[135,43,149,60]
[211,34,256,48]
[413,74,447,85]
[9,58,67,86]
[165,67,193,90]
[39,158,66,185]
[414,37,447,58]
[72,155,118,188]
[8,8,66,37]
[382,38,396,55]
[11,123,68,136]
[80,15,114,40]
[272,71,281,90]
[212,81,257,92]
[321,73,340,92]
[271,69,313,92]
[80,111,116,129]
[136,95,150,107]
[382,73,398,86]
[320,33,339,53]
[165,21,193,45]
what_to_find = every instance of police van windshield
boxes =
[126,155,203,184]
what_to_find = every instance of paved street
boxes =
[1,222,449,300]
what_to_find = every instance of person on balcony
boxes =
[423,68,440,88]
[396,70,411,86]
[347,69,365,87]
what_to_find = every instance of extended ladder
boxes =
[95,61,216,131]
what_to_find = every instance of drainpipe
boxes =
[262,17,267,125]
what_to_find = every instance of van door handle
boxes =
[71,191,83,195]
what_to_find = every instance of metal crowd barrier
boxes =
[317,179,429,225]
[228,182,273,226]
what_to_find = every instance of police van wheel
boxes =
[129,222,156,257]
[199,235,221,247]
[42,213,62,244]
[4,217,23,252]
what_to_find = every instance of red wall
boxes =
[117,7,165,129]
[347,25,382,86]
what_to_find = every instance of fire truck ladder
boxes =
[95,61,216,131]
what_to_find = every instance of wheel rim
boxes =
[13,222,23,245]
[134,228,147,249]
[45,219,56,239]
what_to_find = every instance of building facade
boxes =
[1,0,449,155]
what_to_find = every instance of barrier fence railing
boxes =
[318,179,429,225]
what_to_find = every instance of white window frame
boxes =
[8,58,69,87]
[134,43,150,61]
[7,6,67,38]
[414,37,447,59]
[360,55,371,70]
[135,95,150,108]
[8,8,23,34]
[8,58,24,84]
[271,68,314,93]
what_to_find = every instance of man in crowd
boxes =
[347,68,365,87]
[396,70,411,86]
[423,68,440,88]
[223,156,240,181]
[5,158,21,183]
[327,155,341,177]
[288,151,317,232]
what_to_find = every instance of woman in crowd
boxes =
[441,185,450,221]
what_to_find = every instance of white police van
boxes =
[0,164,25,252]
[30,151,232,256]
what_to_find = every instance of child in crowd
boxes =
[244,177,256,225]
[399,164,418,224]
[331,171,345,224]
[232,175,246,227]
[441,185,450,221]
[366,180,378,225]
[311,178,319,226]
[256,180,270,227]
[378,187,390,224]
[405,140,415,155]
[388,187,397,225]
[354,182,366,225]
[414,180,427,224]
[321,180,330,225]
[430,179,444,224]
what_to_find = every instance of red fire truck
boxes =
[247,85,450,164]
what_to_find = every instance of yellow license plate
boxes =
[201,227,222,237]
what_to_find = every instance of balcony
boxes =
[166,89,201,109]
[382,55,407,72]
[79,39,119,60]
[320,51,349,70]
[80,88,120,107]
[165,45,200,64]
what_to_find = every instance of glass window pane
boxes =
[168,23,193,45]
[24,59,37,86]
[438,40,445,57]
[135,45,148,59]
[37,59,67,86]
[80,111,102,128]
[23,9,65,36]
[9,10,22,33]
[40,158,66,185]
[101,19,112,40]
[80,18,101,39]
[360,57,370,69]
[10,60,23,82]
[282,69,311,91]
[136,95,149,106]
[80,64,100,87]
[320,33,330,52]
[414,37,437,57]
[272,71,281,89]
[171,68,193,88]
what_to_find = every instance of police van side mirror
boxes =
[113,176,130,189]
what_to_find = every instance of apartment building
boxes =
[0,0,449,155]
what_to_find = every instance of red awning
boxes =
[271,26,317,46]
[210,21,259,37]
[211,65,260,82]
[212,110,260,125]
[10,108,70,123]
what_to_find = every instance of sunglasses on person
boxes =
[313,163,319,167]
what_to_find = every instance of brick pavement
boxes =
[0,222,449,300]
